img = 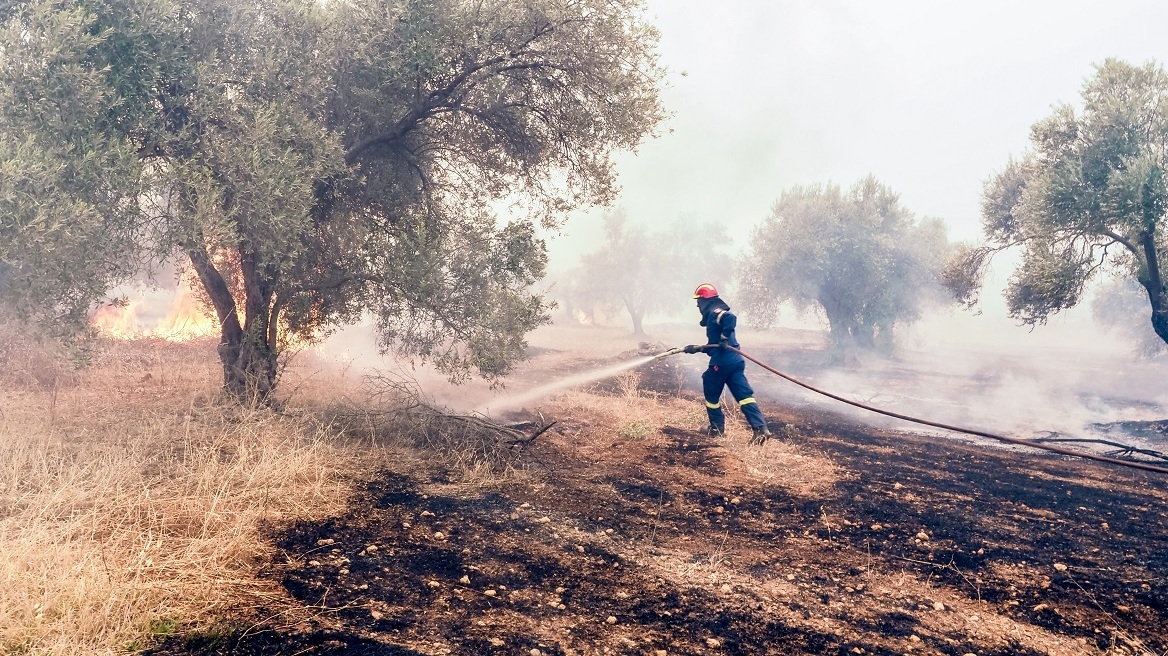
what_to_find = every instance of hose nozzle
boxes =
[654,346,686,359]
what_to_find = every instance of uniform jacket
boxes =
[699,297,745,368]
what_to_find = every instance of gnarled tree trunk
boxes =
[187,245,280,405]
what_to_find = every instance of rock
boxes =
[402,522,411,529]
[520,502,531,509]
[605,528,614,534]
[1053,562,1068,572]
[316,538,335,546]
[537,516,552,524]
[1101,521,1110,531]
[434,531,446,540]
[484,589,497,597]
[490,638,504,647]
[605,615,617,624]
[968,614,979,622]
[421,510,434,517]
[509,513,519,520]
[459,575,470,585]
[556,603,566,610]
[577,545,586,553]
[714,506,725,514]
[730,497,741,505]
[530,649,542,656]
[1032,603,1049,612]
[370,610,383,620]
[358,583,368,590]
[365,544,378,553]
[893,482,903,490]
[932,601,945,611]
[706,638,721,648]
[720,584,731,593]
[786,573,796,581]
[871,523,883,531]
[915,531,930,541]
[308,560,321,567]
[556,586,566,593]
[1117,604,1131,612]
[339,568,349,575]
[909,635,921,643]
[654,651,667,656]
[427,580,440,588]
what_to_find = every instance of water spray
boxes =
[474,353,661,415]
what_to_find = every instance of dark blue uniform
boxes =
[700,303,767,433]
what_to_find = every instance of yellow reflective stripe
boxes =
[739,397,757,406]
[705,401,721,409]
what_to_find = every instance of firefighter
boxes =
[683,283,774,445]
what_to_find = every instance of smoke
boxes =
[737,307,1168,455]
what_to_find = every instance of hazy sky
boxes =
[549,0,1168,260]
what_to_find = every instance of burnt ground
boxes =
[149,353,1167,656]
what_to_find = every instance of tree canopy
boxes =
[0,0,665,401]
[944,59,1168,348]
[565,208,733,335]
[740,177,952,356]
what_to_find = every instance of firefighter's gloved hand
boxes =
[682,344,702,354]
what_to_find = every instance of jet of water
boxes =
[474,355,659,415]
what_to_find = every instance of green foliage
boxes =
[947,58,1168,348]
[0,0,665,395]
[740,177,953,352]
[566,208,734,334]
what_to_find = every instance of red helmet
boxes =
[692,283,718,299]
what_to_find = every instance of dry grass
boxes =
[547,369,843,497]
[0,335,408,655]
[0,323,834,654]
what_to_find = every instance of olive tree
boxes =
[944,59,1168,347]
[569,208,733,335]
[0,0,665,402]
[740,177,952,355]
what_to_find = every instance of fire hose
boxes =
[658,345,1168,475]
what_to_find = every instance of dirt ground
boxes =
[148,341,1168,656]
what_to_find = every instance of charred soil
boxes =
[149,356,1167,656]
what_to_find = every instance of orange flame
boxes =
[92,282,220,342]
[152,285,221,341]
[91,300,142,339]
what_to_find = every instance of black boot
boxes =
[749,425,773,446]
[706,425,724,438]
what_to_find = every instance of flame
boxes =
[91,300,142,339]
[92,281,220,342]
[152,285,220,341]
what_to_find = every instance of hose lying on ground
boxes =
[727,346,1168,476]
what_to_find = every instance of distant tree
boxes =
[1091,278,1168,358]
[740,177,953,356]
[0,0,665,402]
[944,59,1168,349]
[571,208,733,335]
